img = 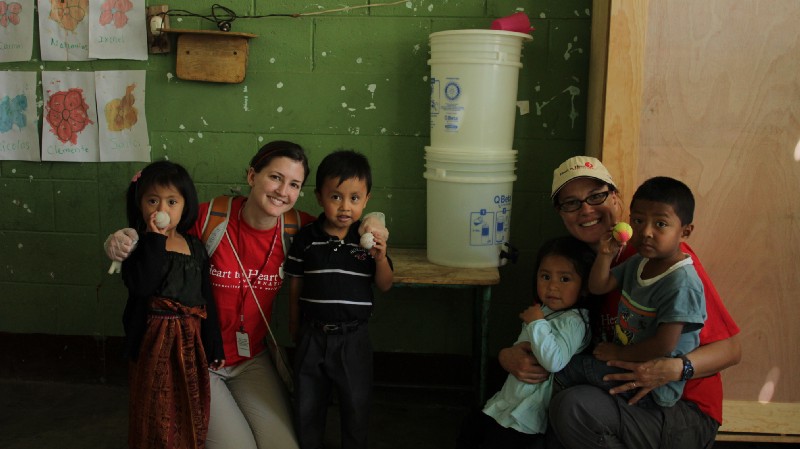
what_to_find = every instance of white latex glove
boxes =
[104,228,139,274]
[358,212,389,249]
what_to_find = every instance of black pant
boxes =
[455,409,545,449]
[293,322,373,449]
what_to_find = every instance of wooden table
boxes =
[390,248,501,402]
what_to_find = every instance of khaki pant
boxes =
[207,351,299,449]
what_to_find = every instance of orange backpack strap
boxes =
[281,208,301,256]
[201,195,233,257]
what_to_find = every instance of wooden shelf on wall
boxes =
[163,29,258,84]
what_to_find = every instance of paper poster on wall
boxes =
[0,71,40,161]
[41,71,99,162]
[88,0,147,60]
[0,0,34,62]
[38,0,92,61]
[96,70,149,162]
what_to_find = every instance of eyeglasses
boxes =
[557,190,611,212]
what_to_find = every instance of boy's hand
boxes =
[519,303,544,324]
[368,232,389,262]
[593,341,622,362]
[209,359,225,370]
[597,229,622,257]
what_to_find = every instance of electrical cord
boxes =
[165,1,408,32]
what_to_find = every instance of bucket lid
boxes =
[425,146,517,160]
[429,29,533,42]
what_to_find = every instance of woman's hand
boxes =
[602,357,682,404]
[498,341,550,384]
[104,228,139,261]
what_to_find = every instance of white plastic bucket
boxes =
[424,148,516,267]
[429,30,532,152]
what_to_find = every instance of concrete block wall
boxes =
[0,0,591,358]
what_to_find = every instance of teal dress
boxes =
[482,306,590,434]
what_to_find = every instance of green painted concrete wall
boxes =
[0,1,591,356]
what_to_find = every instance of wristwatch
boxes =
[677,355,694,381]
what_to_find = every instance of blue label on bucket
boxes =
[470,212,494,246]
[444,81,461,100]
[467,206,512,247]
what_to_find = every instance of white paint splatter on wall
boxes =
[534,84,581,129]
[564,36,583,60]
[365,103,376,110]
[179,124,185,130]
[277,82,284,88]
[167,73,174,81]
[341,86,346,91]
[367,84,377,97]
[356,57,363,64]
[197,132,203,138]
[270,58,276,63]
[342,103,348,108]
[277,106,284,113]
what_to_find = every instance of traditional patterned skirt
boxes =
[129,297,210,449]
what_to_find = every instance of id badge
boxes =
[236,331,251,358]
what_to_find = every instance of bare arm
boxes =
[588,232,622,294]
[595,322,684,362]
[588,252,618,295]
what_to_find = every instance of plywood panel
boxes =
[589,0,648,208]
[636,0,800,403]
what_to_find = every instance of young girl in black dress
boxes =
[121,160,224,449]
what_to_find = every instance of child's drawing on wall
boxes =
[45,87,93,145]
[37,0,92,60]
[41,71,99,162]
[0,0,33,62]
[96,70,150,162]
[0,70,39,161]
[89,0,146,60]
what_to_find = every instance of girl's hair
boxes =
[533,235,596,338]
[125,161,199,234]
[249,140,311,185]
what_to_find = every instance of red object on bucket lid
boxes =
[491,12,534,33]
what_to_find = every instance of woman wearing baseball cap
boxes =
[498,156,741,449]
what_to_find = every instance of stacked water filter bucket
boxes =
[426,29,532,267]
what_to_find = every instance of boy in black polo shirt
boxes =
[285,149,393,449]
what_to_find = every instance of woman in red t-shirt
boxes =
[106,141,315,449]
[498,156,740,449]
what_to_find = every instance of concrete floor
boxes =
[0,379,795,449]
